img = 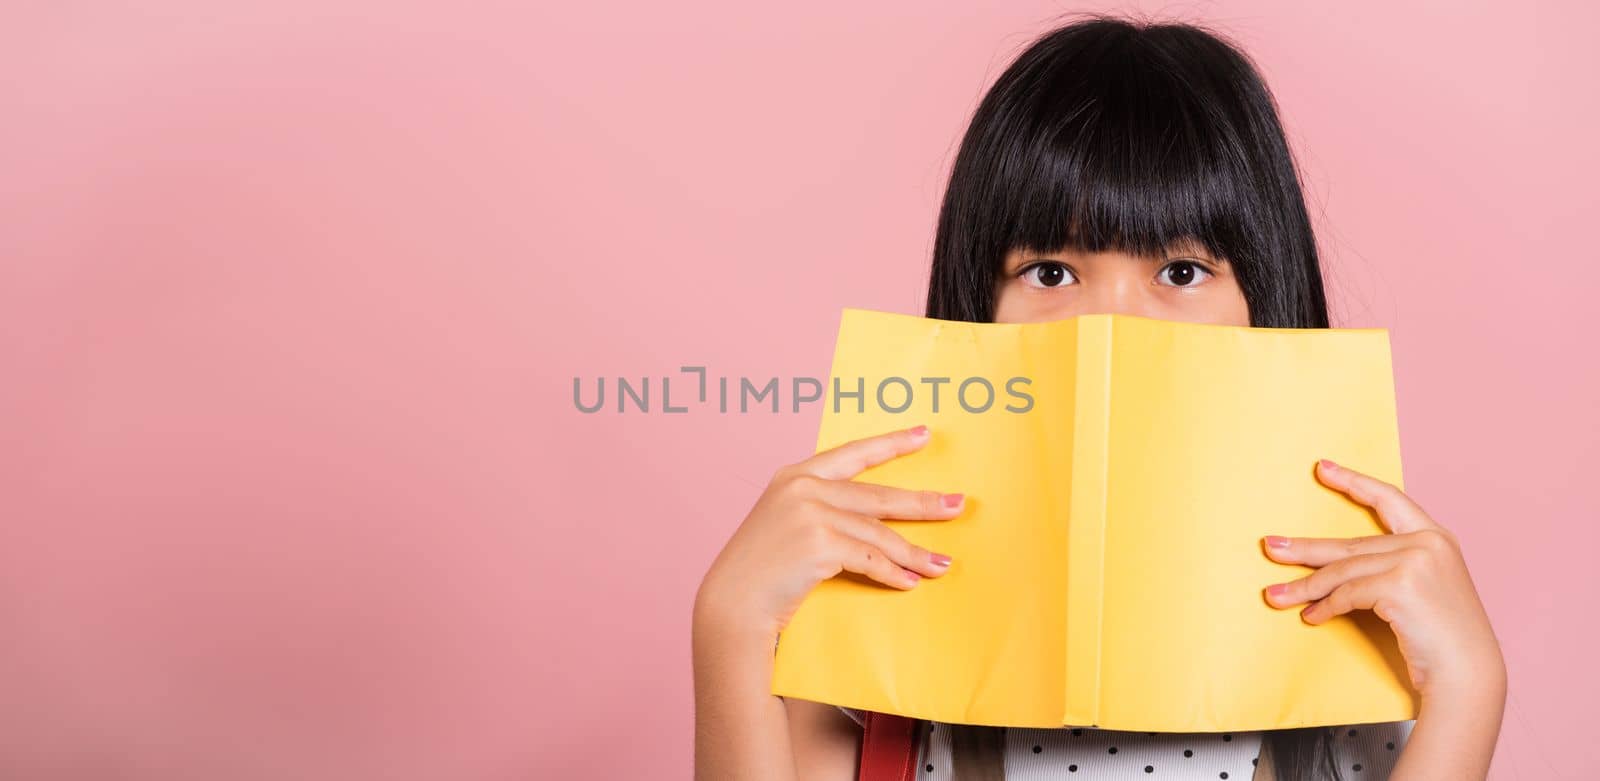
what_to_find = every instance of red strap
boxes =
[858,711,920,781]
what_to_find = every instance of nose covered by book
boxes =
[770,308,1418,732]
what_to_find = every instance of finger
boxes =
[812,479,966,521]
[800,425,931,481]
[1264,550,1399,608]
[1261,533,1411,567]
[1315,459,1436,534]
[829,532,923,590]
[812,501,953,578]
[1300,572,1399,625]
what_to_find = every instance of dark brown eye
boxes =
[1020,262,1076,289]
[1157,260,1212,288]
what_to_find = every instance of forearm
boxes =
[692,597,798,781]
[1390,671,1506,780]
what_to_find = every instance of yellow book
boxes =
[770,308,1419,731]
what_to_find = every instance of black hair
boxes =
[926,14,1342,781]
[926,14,1329,330]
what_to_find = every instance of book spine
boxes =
[1063,315,1112,726]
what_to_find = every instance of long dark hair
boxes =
[925,14,1341,781]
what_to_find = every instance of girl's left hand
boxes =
[1259,458,1505,702]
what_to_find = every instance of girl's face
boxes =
[993,239,1250,326]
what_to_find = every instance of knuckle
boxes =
[1438,526,1459,546]
[1326,583,1354,610]
[869,486,898,517]
[1416,528,1455,552]
[785,473,822,496]
[866,522,904,559]
[895,536,923,565]
[1300,572,1327,599]
[768,463,801,489]
[1385,566,1421,596]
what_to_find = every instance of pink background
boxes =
[2,2,1595,778]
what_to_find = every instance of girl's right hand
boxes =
[694,424,965,639]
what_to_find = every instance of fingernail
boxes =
[1264,535,1290,549]
[1265,583,1287,600]
[904,569,922,585]
[941,493,964,509]
[909,425,929,438]
[929,552,952,568]
[1319,459,1338,471]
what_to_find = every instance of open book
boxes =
[770,308,1419,732]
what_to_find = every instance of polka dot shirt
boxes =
[840,708,1413,779]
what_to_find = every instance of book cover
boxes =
[770,308,1419,731]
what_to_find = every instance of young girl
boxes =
[692,16,1505,781]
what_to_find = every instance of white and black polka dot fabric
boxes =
[840,708,1413,779]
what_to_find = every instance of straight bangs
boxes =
[998,59,1256,268]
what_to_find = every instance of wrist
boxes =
[693,581,781,653]
[1420,648,1507,711]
